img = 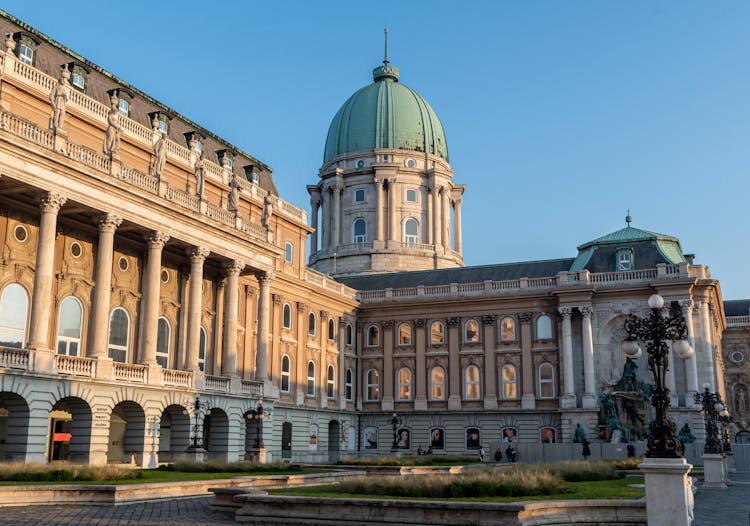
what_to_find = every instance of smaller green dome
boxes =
[323,60,449,163]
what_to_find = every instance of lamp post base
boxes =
[639,457,694,526]
[701,453,727,489]
[180,446,208,463]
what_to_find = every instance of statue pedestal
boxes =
[702,453,727,489]
[639,457,694,526]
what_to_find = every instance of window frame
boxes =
[0,283,29,349]
[308,312,316,336]
[354,189,366,203]
[405,188,418,203]
[396,367,412,401]
[345,323,353,346]
[538,362,556,399]
[327,364,335,399]
[328,318,336,341]
[536,314,553,340]
[464,319,480,343]
[155,316,171,368]
[18,42,34,65]
[281,354,291,393]
[353,218,367,243]
[499,316,516,342]
[429,366,446,401]
[500,363,518,400]
[345,368,353,401]
[617,248,634,271]
[430,321,445,345]
[284,241,294,264]
[307,361,316,396]
[397,322,411,346]
[57,296,84,357]
[282,303,292,330]
[366,324,380,347]
[198,326,208,372]
[463,364,481,400]
[365,369,380,401]
[404,218,419,244]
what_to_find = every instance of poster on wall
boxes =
[502,427,517,443]
[541,427,556,443]
[397,428,410,449]
[364,426,378,449]
[430,428,445,450]
[466,427,481,449]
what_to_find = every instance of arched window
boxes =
[353,218,367,243]
[365,369,380,401]
[307,361,316,396]
[285,241,294,263]
[199,326,207,372]
[282,303,292,329]
[366,325,379,347]
[281,355,291,392]
[108,307,130,363]
[536,314,552,340]
[156,317,171,368]
[327,365,335,399]
[345,368,354,401]
[397,367,412,401]
[345,324,353,346]
[464,319,479,343]
[0,283,29,349]
[404,218,418,243]
[500,364,518,399]
[57,296,83,357]
[308,312,316,336]
[464,365,480,400]
[500,317,516,341]
[430,366,446,400]
[430,321,444,345]
[538,362,555,399]
[328,318,335,340]
[398,323,411,345]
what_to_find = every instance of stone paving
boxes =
[693,471,750,526]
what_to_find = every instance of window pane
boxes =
[501,318,515,340]
[285,242,293,263]
[399,324,410,345]
[108,309,128,346]
[431,322,444,344]
[536,315,552,339]
[156,318,170,355]
[0,284,28,331]
[308,313,316,334]
[58,298,82,338]
[465,320,479,342]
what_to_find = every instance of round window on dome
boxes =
[356,159,365,169]
[405,158,417,168]
[118,256,129,272]
[731,351,745,364]
[70,242,83,259]
[13,225,29,243]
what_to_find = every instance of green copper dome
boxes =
[323,61,449,163]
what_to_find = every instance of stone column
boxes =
[482,315,498,410]
[431,186,441,248]
[680,299,699,404]
[414,319,427,411]
[89,213,122,358]
[221,260,244,377]
[426,188,433,245]
[321,188,330,249]
[558,307,576,409]
[665,342,679,407]
[139,232,169,365]
[699,301,716,391]
[453,197,463,254]
[185,247,209,371]
[387,179,397,242]
[579,306,597,407]
[295,303,308,405]
[338,318,347,410]
[375,177,384,241]
[520,312,535,409]
[310,197,319,254]
[318,311,329,408]
[27,192,66,352]
[255,271,273,382]
[332,183,341,247]
[382,320,394,411]
[447,317,462,410]
[441,187,450,249]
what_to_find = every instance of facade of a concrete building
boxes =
[0,11,739,465]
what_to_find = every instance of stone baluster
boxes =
[139,232,169,365]
[580,306,597,408]
[221,260,244,377]
[255,271,274,382]
[185,247,209,371]
[558,307,576,408]
[89,213,122,358]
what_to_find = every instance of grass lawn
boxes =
[269,476,645,502]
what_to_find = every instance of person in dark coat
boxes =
[582,439,592,460]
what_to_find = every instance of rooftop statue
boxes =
[49,65,71,132]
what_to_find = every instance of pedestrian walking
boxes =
[582,439,591,460]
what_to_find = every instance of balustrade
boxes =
[55,355,94,377]
[204,375,230,392]
[0,348,29,369]
[162,368,193,387]
[727,315,750,328]
[241,379,263,396]
[113,362,146,383]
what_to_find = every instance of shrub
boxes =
[548,460,625,482]
[0,462,138,482]
[157,460,296,473]
[338,455,478,467]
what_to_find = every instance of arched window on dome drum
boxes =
[58,297,84,357]
[404,218,418,244]
[353,219,367,243]
[0,283,28,349]
[107,307,129,362]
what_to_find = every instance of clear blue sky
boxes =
[8,1,750,299]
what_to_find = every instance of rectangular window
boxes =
[71,73,85,90]
[405,189,417,202]
[18,44,33,65]
[117,98,129,117]
[285,242,294,263]
[158,120,168,134]
[354,189,365,202]
[617,250,632,271]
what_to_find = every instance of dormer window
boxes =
[184,131,205,154]
[69,64,87,91]
[111,89,132,117]
[216,150,234,170]
[158,120,168,134]
[18,42,33,65]
[243,166,259,183]
[118,98,130,116]
[149,111,171,135]
[617,249,633,271]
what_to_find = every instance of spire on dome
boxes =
[625,210,632,227]
[383,27,389,65]
[373,28,400,82]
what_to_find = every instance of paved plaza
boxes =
[0,473,747,526]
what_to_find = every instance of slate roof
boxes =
[335,258,575,291]
[724,299,750,316]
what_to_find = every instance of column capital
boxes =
[97,213,122,233]
[320,310,330,321]
[145,231,170,250]
[39,192,67,214]
[446,317,460,327]
[257,270,275,284]
[481,314,497,325]
[374,176,385,186]
[678,299,694,312]
[383,319,395,329]
[414,318,426,328]
[579,306,594,318]
[223,259,245,276]
[297,301,308,313]
[186,246,209,263]
[558,306,573,319]
[272,294,283,305]
[519,312,534,323]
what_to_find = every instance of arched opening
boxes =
[328,420,340,462]
[48,397,92,462]
[107,401,145,464]
[281,421,292,460]
[203,407,229,460]
[158,405,190,462]
[0,392,30,461]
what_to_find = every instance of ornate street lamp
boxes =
[185,396,210,451]
[390,412,401,451]
[718,406,732,454]
[695,385,724,455]
[245,404,270,449]
[621,294,693,458]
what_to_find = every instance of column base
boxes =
[639,456,694,526]
[448,395,461,411]
[29,349,56,374]
[521,394,535,410]
[94,356,114,380]
[702,453,727,489]
[560,393,577,409]
[581,393,597,409]
[414,396,427,411]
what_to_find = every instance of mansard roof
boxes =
[724,299,750,316]
[335,258,575,291]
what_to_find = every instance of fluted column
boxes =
[139,232,169,365]
[375,177,384,241]
[580,306,596,408]
[255,271,274,382]
[482,315,498,410]
[700,301,716,391]
[453,197,463,254]
[558,307,576,408]
[441,189,450,249]
[221,260,244,377]
[387,179,397,242]
[27,192,66,352]
[519,312,535,409]
[321,188,330,249]
[332,184,341,247]
[185,247,209,371]
[89,213,122,358]
[310,197,319,254]
[680,299,699,404]
[431,186,441,247]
